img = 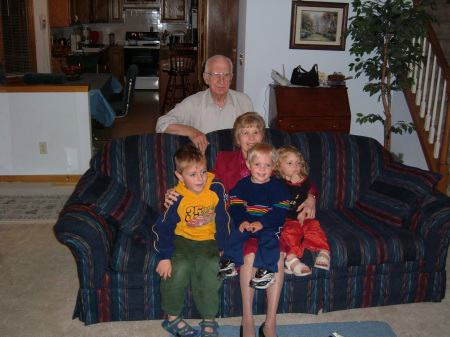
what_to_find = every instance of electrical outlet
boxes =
[39,142,48,154]
[239,53,243,66]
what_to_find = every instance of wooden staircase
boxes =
[403,0,450,194]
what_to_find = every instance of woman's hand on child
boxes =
[296,194,316,224]
[156,259,172,280]
[164,188,179,208]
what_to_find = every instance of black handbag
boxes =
[290,64,319,87]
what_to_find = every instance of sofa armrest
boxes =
[408,191,450,271]
[54,202,116,289]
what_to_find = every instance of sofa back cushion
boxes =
[90,133,192,214]
[355,162,441,228]
[289,132,390,210]
[205,128,291,170]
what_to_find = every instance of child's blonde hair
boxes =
[247,142,277,165]
[276,145,308,177]
[232,112,266,147]
[173,144,207,174]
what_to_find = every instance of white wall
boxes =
[238,0,427,169]
[0,91,92,175]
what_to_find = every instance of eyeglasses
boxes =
[206,72,233,80]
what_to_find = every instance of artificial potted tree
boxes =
[345,0,436,151]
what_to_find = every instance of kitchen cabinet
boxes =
[109,0,124,22]
[198,0,238,90]
[161,0,187,23]
[269,85,351,134]
[109,46,125,85]
[91,0,109,23]
[49,0,90,27]
[123,0,159,4]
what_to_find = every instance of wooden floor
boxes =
[92,89,160,148]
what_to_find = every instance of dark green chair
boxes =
[23,72,67,84]
[108,64,138,118]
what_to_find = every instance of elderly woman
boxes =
[165,112,318,337]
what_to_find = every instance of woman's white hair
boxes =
[204,55,233,74]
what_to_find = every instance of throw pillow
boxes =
[355,162,441,228]
[78,171,156,244]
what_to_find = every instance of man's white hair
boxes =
[204,55,233,74]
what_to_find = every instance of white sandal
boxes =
[285,257,311,277]
[314,250,331,271]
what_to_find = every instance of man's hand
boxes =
[156,259,172,280]
[188,128,210,153]
[296,194,316,224]
[164,188,180,209]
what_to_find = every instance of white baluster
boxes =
[428,70,442,144]
[424,56,437,131]
[433,80,447,158]
[410,38,417,93]
[415,38,427,105]
[420,43,432,118]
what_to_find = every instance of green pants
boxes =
[160,236,223,319]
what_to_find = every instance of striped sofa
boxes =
[54,129,450,325]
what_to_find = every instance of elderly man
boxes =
[155,55,253,152]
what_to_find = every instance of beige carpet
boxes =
[0,221,449,337]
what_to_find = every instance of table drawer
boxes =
[278,118,350,133]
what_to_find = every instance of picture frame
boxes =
[289,1,349,51]
[161,0,187,23]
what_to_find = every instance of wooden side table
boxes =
[269,85,351,133]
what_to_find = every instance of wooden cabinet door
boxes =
[198,0,238,90]
[91,0,109,23]
[161,0,187,23]
[73,0,90,24]
[109,0,124,22]
[49,0,71,27]
[109,46,124,85]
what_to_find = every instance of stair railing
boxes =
[403,21,450,193]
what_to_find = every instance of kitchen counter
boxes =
[52,47,109,74]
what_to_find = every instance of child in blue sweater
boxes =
[218,143,290,289]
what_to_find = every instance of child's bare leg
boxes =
[240,253,257,337]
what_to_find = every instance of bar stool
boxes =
[161,49,197,114]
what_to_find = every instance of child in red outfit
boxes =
[276,145,330,276]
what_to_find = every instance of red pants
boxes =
[281,218,329,258]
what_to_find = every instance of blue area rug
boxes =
[215,321,396,337]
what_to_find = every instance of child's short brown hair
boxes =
[276,145,308,177]
[246,142,277,165]
[173,144,207,174]
[232,112,266,147]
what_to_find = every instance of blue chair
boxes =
[108,64,138,118]
[23,72,67,84]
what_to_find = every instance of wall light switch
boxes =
[39,142,48,154]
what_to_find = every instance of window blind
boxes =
[1,0,32,73]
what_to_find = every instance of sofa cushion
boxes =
[78,171,157,244]
[355,162,441,228]
[317,208,425,268]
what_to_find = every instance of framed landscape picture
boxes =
[289,1,349,51]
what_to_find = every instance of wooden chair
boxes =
[161,49,197,114]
